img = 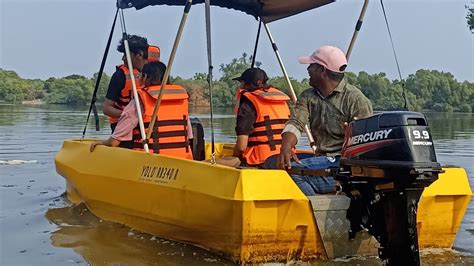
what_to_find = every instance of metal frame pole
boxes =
[262,22,317,153]
[119,9,149,152]
[204,0,217,163]
[346,0,369,61]
[82,8,119,137]
[251,19,262,68]
[146,0,193,139]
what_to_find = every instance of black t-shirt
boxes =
[105,68,126,102]
[235,95,257,135]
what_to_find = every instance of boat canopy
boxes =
[117,0,335,22]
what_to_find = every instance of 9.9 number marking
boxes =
[412,130,430,139]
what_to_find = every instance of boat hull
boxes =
[55,139,472,262]
[55,140,327,262]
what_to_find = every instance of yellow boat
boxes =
[56,0,471,263]
[55,139,472,263]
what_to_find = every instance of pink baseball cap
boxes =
[299,45,348,73]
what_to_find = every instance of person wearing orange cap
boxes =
[231,68,291,167]
[276,45,373,195]
[147,45,160,62]
[103,35,149,134]
[91,61,193,160]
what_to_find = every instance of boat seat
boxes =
[190,117,205,160]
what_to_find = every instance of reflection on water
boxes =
[426,112,474,140]
[45,201,227,265]
[1,104,473,265]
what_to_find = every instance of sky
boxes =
[1,0,473,82]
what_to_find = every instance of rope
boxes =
[381,0,408,110]
[205,0,216,162]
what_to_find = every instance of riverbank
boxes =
[21,99,44,105]
[2,66,474,112]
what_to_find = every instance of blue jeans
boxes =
[290,156,339,195]
[263,154,339,195]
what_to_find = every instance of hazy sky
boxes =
[1,0,473,82]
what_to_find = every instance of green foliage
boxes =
[217,53,252,100]
[192,72,208,82]
[467,5,474,33]
[268,76,307,98]
[344,72,359,87]
[404,70,473,112]
[0,68,110,105]
[355,71,418,111]
[176,53,259,107]
[92,72,111,103]
[42,72,112,106]
[44,77,91,105]
[173,76,210,107]
[0,69,44,102]
[1,56,473,113]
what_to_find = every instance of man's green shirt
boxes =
[284,79,373,156]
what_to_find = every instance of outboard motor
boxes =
[335,111,442,265]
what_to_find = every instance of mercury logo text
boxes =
[350,129,393,145]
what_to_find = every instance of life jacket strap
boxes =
[151,130,187,138]
[263,116,276,150]
[249,128,284,137]
[132,140,190,150]
[152,124,159,154]
[182,115,189,153]
[253,118,288,128]
[134,116,189,154]
[155,119,188,127]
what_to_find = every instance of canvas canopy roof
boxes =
[117,0,334,23]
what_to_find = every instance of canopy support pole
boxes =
[346,0,369,61]
[82,8,119,137]
[262,22,317,153]
[204,0,216,163]
[119,9,149,153]
[251,19,262,68]
[146,0,193,139]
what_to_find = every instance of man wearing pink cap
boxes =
[276,45,373,195]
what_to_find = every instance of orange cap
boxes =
[147,45,160,62]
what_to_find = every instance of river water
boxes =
[0,104,473,265]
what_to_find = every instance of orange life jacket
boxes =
[239,87,291,165]
[109,64,140,124]
[132,84,193,160]
[147,45,160,62]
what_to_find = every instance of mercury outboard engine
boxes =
[335,111,442,265]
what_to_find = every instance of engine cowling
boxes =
[337,111,441,189]
[335,111,442,265]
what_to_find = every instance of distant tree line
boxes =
[1,54,473,113]
[467,5,474,33]
[0,69,110,106]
